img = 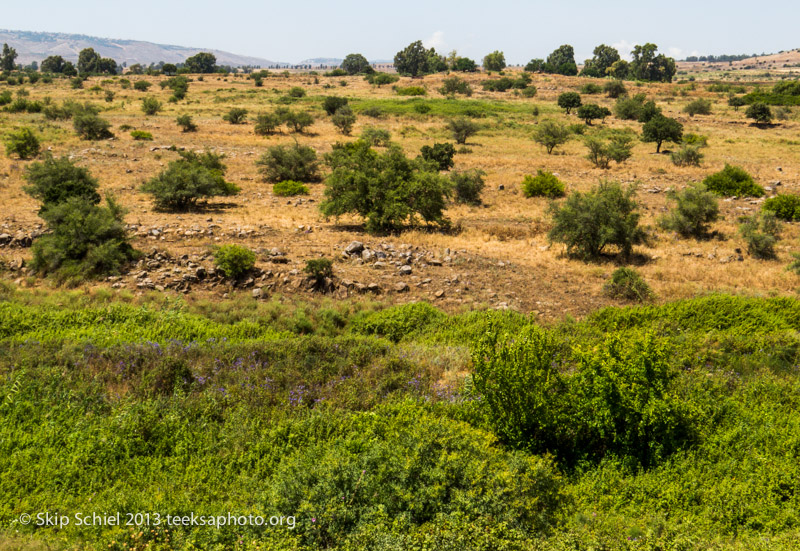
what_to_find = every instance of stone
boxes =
[434,290,445,298]
[398,265,413,275]
[394,282,410,293]
[345,241,364,255]
[252,288,263,298]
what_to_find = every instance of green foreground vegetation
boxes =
[2,285,800,550]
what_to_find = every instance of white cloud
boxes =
[423,31,446,51]
[668,47,684,60]
[612,40,635,61]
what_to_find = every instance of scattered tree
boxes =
[577,104,611,125]
[629,43,676,82]
[420,142,456,171]
[557,92,582,114]
[746,102,773,125]
[684,98,712,117]
[1,43,18,72]
[223,107,248,124]
[184,52,217,73]
[659,183,719,238]
[447,118,479,144]
[341,53,372,75]
[584,132,634,168]
[256,144,321,183]
[141,96,162,115]
[545,45,578,75]
[451,169,486,205]
[533,119,570,154]
[641,115,683,153]
[331,105,357,135]
[482,51,506,71]
[141,151,239,211]
[176,114,197,132]
[740,212,782,259]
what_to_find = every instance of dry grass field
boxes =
[1,68,799,320]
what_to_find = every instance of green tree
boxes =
[23,155,100,213]
[525,59,545,72]
[420,142,456,171]
[331,105,356,135]
[162,63,178,76]
[581,44,620,77]
[223,107,248,124]
[548,181,646,260]
[740,212,782,259]
[642,114,683,153]
[545,45,578,75]
[453,57,477,72]
[141,151,239,211]
[533,119,570,154]
[254,112,281,135]
[629,43,676,82]
[73,111,113,140]
[394,40,443,77]
[557,92,582,114]
[746,102,773,125]
[141,96,163,115]
[577,104,611,125]
[584,132,634,168]
[482,51,506,71]
[40,55,67,73]
[1,43,18,72]
[439,76,473,97]
[659,183,719,238]
[176,114,197,132]
[320,140,452,233]
[447,118,479,144]
[77,48,101,75]
[341,53,372,75]
[728,95,746,111]
[256,143,321,183]
[184,52,217,73]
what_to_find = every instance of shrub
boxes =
[104,90,115,102]
[362,106,383,118]
[728,95,746,110]
[740,212,782,259]
[280,109,314,133]
[522,170,565,198]
[360,126,391,146]
[331,105,356,135]
[670,144,704,166]
[287,86,306,98]
[141,96,162,115]
[365,72,399,86]
[557,92,582,114]
[141,151,240,211]
[304,258,333,285]
[176,114,197,132]
[584,132,634,168]
[659,183,719,238]
[450,169,486,205]
[419,142,455,171]
[0,90,12,106]
[133,80,151,91]
[684,98,712,117]
[521,86,538,98]
[746,102,772,125]
[320,140,452,233]
[533,119,570,154]
[253,112,281,135]
[130,130,153,141]
[641,114,683,153]
[273,180,309,196]
[683,133,709,146]
[162,75,189,100]
[213,244,256,279]
[73,112,113,140]
[413,102,430,114]
[580,82,602,94]
[604,80,627,98]
[23,155,101,213]
[481,77,515,92]
[447,117,479,144]
[322,96,348,115]
[763,194,800,221]
[395,86,426,96]
[256,143,321,183]
[30,196,139,282]
[439,76,473,97]
[223,107,248,124]
[604,267,654,302]
[577,103,611,125]
[4,127,40,159]
[703,164,765,197]
[70,77,84,89]
[548,181,646,260]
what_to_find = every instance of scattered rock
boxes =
[394,282,410,293]
[345,241,364,255]
[252,288,263,298]
[398,265,413,275]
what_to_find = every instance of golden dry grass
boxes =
[1,69,798,318]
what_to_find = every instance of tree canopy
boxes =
[184,52,217,74]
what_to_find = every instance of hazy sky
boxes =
[2,0,798,63]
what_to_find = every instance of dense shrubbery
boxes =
[73,110,113,140]
[584,130,634,168]
[740,211,782,259]
[419,142,455,171]
[522,170,565,198]
[548,181,646,260]
[273,180,309,196]
[660,183,719,237]
[703,164,765,197]
[763,194,800,221]
[4,126,40,159]
[450,169,486,205]
[141,151,240,210]
[213,244,256,279]
[604,266,655,302]
[256,143,321,183]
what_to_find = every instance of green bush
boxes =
[331,105,356,135]
[360,126,391,146]
[0,90,12,105]
[130,130,153,141]
[533,119,571,154]
[439,76,473,96]
[253,112,281,136]
[287,86,306,98]
[175,114,197,132]
[141,151,240,211]
[322,96,348,115]
[576,103,611,125]
[222,107,248,124]
[642,114,683,152]
[580,82,602,94]
[557,91,582,113]
[273,180,309,196]
[659,183,719,238]
[746,102,772,124]
[256,143,320,183]
[133,80,151,91]
[684,98,712,116]
[481,77,515,92]
[141,96,162,115]
[395,85,426,96]
[740,211,782,259]
[278,108,314,133]
[450,169,486,205]
[365,72,399,86]
[419,142,455,171]
[23,155,100,210]
[670,144,704,166]
[584,131,634,168]
[522,170,565,198]
[683,133,709,147]
[320,140,452,233]
[604,266,654,302]
[548,181,646,260]
[4,127,40,159]
[604,79,627,98]
[447,117,479,144]
[303,258,334,284]
[763,194,800,221]
[213,244,256,279]
[703,164,765,197]
[73,111,113,140]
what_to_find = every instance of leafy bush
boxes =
[642,114,683,152]
[0,90,12,105]
[365,72,399,86]
[213,244,256,279]
[133,80,151,91]
[604,267,654,302]
[447,117,479,144]
[684,98,712,116]
[331,105,356,135]
[763,194,800,221]
[450,169,486,205]
[439,76,473,96]
[73,111,113,140]
[584,131,634,168]
[24,155,100,211]
[746,102,772,124]
[580,82,602,94]
[141,96,162,115]
[557,91,582,113]
[395,86,426,96]
[130,130,153,141]
[361,106,383,118]
[322,96,348,115]
[222,107,248,124]
[520,86,538,97]
[614,93,660,121]
[175,114,197,132]
[141,151,240,211]
[287,86,306,98]
[670,144,704,166]
[4,127,40,159]
[481,77,514,92]
[253,112,280,136]
[278,108,314,133]
[320,140,452,233]
[522,170,565,198]
[303,258,334,284]
[703,164,765,197]
[273,180,309,196]
[740,211,782,259]
[577,104,611,125]
[604,80,627,98]
[548,181,646,260]
[256,143,320,183]
[533,119,571,154]
[419,142,455,171]
[360,126,391,146]
[659,183,719,238]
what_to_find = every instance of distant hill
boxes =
[0,29,289,68]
